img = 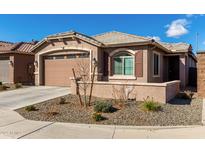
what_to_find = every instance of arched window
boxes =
[113,52,134,75]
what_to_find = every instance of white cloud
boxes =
[147,36,161,41]
[166,19,189,38]
[203,41,205,45]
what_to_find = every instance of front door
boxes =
[168,56,179,81]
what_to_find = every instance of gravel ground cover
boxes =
[16,95,203,126]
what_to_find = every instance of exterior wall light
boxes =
[34,61,38,67]
[9,60,13,66]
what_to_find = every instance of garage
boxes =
[44,53,90,86]
[0,57,9,83]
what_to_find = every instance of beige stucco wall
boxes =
[103,45,149,83]
[34,38,99,85]
[71,80,180,103]
[147,46,165,83]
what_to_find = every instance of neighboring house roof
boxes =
[159,42,191,53]
[0,41,37,54]
[92,31,151,45]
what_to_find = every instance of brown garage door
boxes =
[44,54,89,86]
[0,57,9,83]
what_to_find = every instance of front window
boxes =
[113,53,134,75]
[153,52,160,76]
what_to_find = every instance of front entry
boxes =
[168,56,179,81]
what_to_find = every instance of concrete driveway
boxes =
[0,86,70,110]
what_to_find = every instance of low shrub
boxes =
[176,91,194,100]
[25,105,37,112]
[47,105,59,116]
[143,97,162,112]
[94,101,114,113]
[1,85,8,90]
[15,83,22,89]
[92,112,105,121]
[59,97,67,104]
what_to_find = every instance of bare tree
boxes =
[75,59,90,107]
[112,81,135,106]
[88,58,98,106]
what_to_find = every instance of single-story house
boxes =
[0,41,37,84]
[31,31,196,88]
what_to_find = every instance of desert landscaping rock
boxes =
[16,95,203,126]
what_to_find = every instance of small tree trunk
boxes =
[88,65,96,106]
[72,68,83,106]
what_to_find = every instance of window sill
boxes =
[109,75,136,80]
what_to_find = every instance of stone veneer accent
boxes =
[197,52,205,98]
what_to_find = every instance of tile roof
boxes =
[159,42,191,53]
[47,30,102,45]
[92,31,151,45]
[0,41,37,54]
[31,30,192,54]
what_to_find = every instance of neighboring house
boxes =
[31,31,197,88]
[0,41,37,84]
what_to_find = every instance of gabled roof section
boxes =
[92,31,152,45]
[159,42,191,53]
[31,31,103,52]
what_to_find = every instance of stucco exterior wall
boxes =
[147,47,165,83]
[70,80,180,103]
[103,45,149,83]
[179,54,187,88]
[34,38,99,85]
[0,53,34,84]
[13,54,35,84]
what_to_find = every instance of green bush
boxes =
[25,105,37,112]
[15,83,22,89]
[176,91,194,100]
[92,112,105,121]
[2,85,8,90]
[143,97,162,112]
[59,97,66,104]
[94,101,113,113]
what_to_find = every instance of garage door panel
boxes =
[0,57,9,83]
[44,58,89,86]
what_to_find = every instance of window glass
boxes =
[124,57,133,75]
[55,55,65,59]
[114,57,123,75]
[113,52,134,75]
[154,53,159,75]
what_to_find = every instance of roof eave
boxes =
[104,41,152,47]
[31,34,103,53]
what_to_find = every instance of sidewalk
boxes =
[0,108,205,139]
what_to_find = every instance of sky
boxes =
[0,14,204,53]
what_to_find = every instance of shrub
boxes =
[143,97,162,112]
[176,91,194,100]
[1,85,8,90]
[0,82,2,85]
[94,101,113,113]
[92,112,105,121]
[15,83,22,89]
[59,97,66,104]
[25,105,37,111]
[47,105,59,116]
